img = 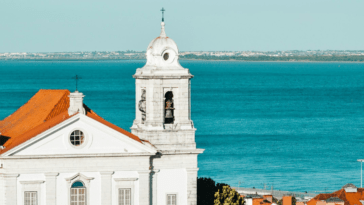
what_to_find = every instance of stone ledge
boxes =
[99,171,114,175]
[114,178,138,181]
[0,152,155,159]
[44,172,59,177]
[19,180,45,184]
[133,75,193,79]
[159,149,205,155]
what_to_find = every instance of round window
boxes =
[163,53,169,61]
[70,130,85,146]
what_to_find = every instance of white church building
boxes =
[0,18,204,205]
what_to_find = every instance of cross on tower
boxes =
[72,75,82,91]
[161,7,165,22]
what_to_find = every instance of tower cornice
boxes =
[132,75,193,79]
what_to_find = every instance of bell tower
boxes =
[131,16,196,150]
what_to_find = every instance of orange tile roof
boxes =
[308,188,364,205]
[0,90,70,136]
[0,111,74,154]
[0,89,142,154]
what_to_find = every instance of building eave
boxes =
[0,152,156,159]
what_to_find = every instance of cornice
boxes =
[159,149,205,155]
[114,178,138,181]
[19,180,45,184]
[0,152,155,159]
[133,74,193,79]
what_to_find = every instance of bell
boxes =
[165,109,173,118]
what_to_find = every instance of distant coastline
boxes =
[1,50,363,62]
[1,58,364,62]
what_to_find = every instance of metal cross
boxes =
[161,7,165,22]
[72,75,82,91]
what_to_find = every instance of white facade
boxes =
[0,20,203,205]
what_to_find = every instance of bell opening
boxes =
[138,89,147,124]
[164,91,174,124]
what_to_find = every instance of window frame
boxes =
[19,180,44,205]
[69,130,85,147]
[24,191,37,205]
[67,128,89,149]
[65,173,94,205]
[114,178,137,205]
[166,193,178,205]
[70,184,87,205]
[118,188,131,205]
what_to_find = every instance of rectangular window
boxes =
[24,191,37,205]
[167,194,177,205]
[119,188,131,205]
[70,188,86,205]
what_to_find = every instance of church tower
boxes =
[131,13,196,150]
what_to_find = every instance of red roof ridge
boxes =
[45,90,71,121]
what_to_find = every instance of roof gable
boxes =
[4,114,155,156]
[0,89,145,155]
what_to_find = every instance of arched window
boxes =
[71,181,86,205]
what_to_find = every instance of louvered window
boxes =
[167,194,177,205]
[24,191,37,205]
[119,188,131,205]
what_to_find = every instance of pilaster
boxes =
[45,172,59,205]
[138,170,151,205]
[186,168,199,205]
[152,169,160,205]
[100,171,114,205]
[3,173,19,205]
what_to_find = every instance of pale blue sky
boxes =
[1,0,363,52]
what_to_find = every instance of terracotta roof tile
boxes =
[0,89,142,155]
[0,89,70,141]
[309,188,364,205]
[0,111,73,154]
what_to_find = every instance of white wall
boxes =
[157,169,187,205]
[17,174,46,205]
[0,175,4,204]
[112,171,139,205]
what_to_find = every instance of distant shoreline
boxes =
[1,58,363,63]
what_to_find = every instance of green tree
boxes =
[214,185,244,205]
[197,177,217,205]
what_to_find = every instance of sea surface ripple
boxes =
[0,60,363,192]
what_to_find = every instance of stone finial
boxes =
[160,22,166,38]
[68,91,85,116]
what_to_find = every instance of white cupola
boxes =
[134,19,191,77]
[143,22,183,70]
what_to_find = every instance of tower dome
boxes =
[142,22,184,70]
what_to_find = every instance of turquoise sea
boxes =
[1,60,364,193]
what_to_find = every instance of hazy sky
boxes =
[1,0,363,52]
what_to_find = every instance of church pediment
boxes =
[1,114,156,156]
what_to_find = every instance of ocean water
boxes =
[0,60,364,193]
